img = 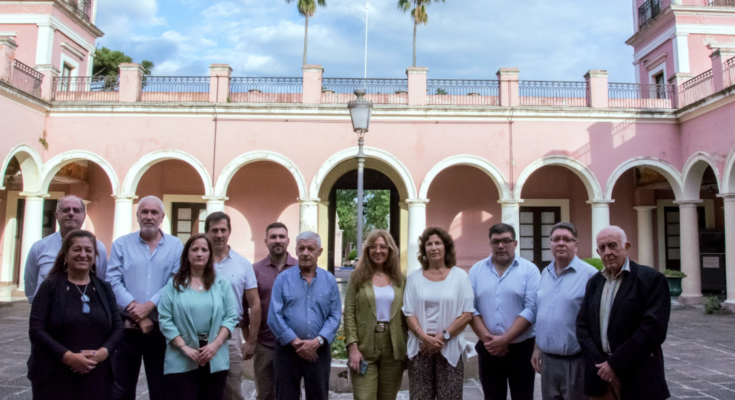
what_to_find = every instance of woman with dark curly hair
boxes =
[402,227,475,400]
[28,230,123,400]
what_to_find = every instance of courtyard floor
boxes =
[1,301,735,399]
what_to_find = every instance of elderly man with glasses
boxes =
[24,195,108,303]
[531,222,598,400]
[469,223,541,400]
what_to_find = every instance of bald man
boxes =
[576,226,671,400]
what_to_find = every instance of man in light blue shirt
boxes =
[531,222,598,400]
[470,223,540,400]
[268,231,341,400]
[106,196,183,400]
[24,195,107,303]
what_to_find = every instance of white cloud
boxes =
[95,0,636,82]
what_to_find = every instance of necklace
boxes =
[375,272,385,276]
[74,282,90,314]
[191,277,203,291]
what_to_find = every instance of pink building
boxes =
[1,0,734,307]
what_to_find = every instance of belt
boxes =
[545,351,582,359]
[198,334,209,348]
[374,322,390,333]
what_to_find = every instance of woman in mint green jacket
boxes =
[158,234,238,400]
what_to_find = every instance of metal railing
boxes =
[608,83,675,109]
[65,0,92,21]
[10,60,43,97]
[229,77,303,103]
[519,80,588,107]
[140,76,209,102]
[320,78,408,104]
[53,76,119,101]
[709,0,735,6]
[426,79,499,105]
[679,69,714,107]
[639,0,662,28]
[724,57,735,89]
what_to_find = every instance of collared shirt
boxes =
[600,257,630,354]
[214,247,257,322]
[245,253,298,348]
[535,256,598,355]
[105,230,183,320]
[469,255,541,343]
[267,266,342,346]
[24,232,108,303]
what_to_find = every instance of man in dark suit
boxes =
[576,226,670,400]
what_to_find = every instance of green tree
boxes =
[335,189,391,248]
[93,47,154,77]
[286,0,326,65]
[397,0,445,67]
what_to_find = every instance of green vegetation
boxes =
[93,47,154,78]
[582,257,604,271]
[331,326,348,359]
[663,269,687,278]
[348,250,357,261]
[286,0,326,65]
[435,88,447,95]
[704,296,722,314]
[398,0,446,67]
[336,189,391,249]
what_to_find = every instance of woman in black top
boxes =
[27,230,123,400]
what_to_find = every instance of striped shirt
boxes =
[599,258,630,354]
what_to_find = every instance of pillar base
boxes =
[670,298,684,311]
[677,295,705,306]
[723,300,735,313]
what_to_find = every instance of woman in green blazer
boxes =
[158,234,238,400]
[344,229,408,400]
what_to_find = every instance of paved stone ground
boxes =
[2,301,735,399]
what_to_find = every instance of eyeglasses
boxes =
[550,237,577,244]
[490,238,514,246]
[368,245,389,252]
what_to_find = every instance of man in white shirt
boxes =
[24,195,107,303]
[470,223,540,400]
[205,212,260,400]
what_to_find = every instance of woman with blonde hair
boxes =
[344,230,408,400]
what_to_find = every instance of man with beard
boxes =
[244,222,298,400]
[576,226,670,400]
[470,223,541,400]
[24,195,108,303]
[205,211,260,400]
[106,196,184,400]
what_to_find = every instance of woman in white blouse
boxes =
[344,230,407,400]
[403,227,475,400]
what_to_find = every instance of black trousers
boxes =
[32,360,113,400]
[111,323,167,400]
[164,364,228,400]
[274,342,331,400]
[476,338,535,400]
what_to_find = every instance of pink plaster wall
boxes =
[609,168,640,262]
[0,25,38,66]
[84,162,114,253]
[679,98,735,179]
[224,162,300,263]
[0,96,47,165]
[53,31,89,75]
[636,41,675,83]
[134,160,205,230]
[426,166,501,271]
[520,166,593,259]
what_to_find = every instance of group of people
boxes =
[23,194,672,400]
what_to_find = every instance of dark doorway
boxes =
[519,206,561,271]
[327,169,401,274]
[664,206,705,271]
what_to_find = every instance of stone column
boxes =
[585,70,609,108]
[710,49,735,92]
[34,23,55,65]
[209,64,232,103]
[204,196,228,214]
[499,200,522,254]
[669,72,694,109]
[19,194,46,292]
[406,199,428,274]
[302,65,324,105]
[299,198,320,233]
[34,65,59,101]
[588,200,613,257]
[720,194,735,307]
[497,68,520,107]
[119,63,143,103]
[113,196,135,240]
[634,206,657,268]
[676,200,703,302]
[0,36,17,83]
[406,67,428,106]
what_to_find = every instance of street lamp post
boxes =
[348,89,373,257]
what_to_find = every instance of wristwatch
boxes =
[317,336,324,346]
[443,330,451,341]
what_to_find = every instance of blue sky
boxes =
[96,0,637,82]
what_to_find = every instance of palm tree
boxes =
[286,0,327,65]
[397,0,445,67]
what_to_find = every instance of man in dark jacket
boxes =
[576,226,670,400]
